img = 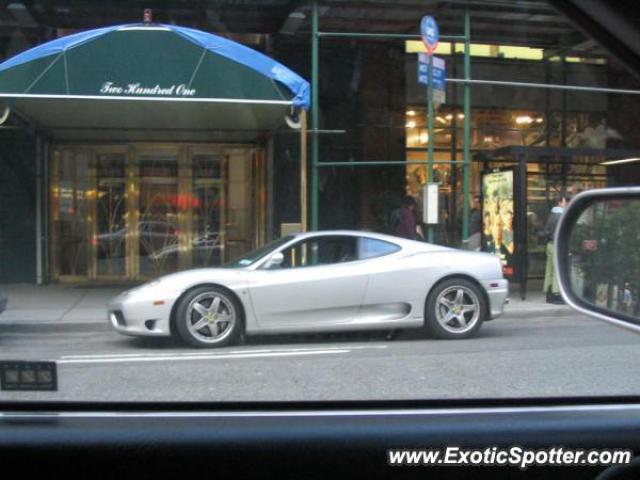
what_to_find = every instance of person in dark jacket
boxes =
[388,195,423,341]
[543,192,570,304]
[0,289,7,315]
[467,194,482,251]
[394,195,423,240]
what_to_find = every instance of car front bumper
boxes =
[107,290,180,337]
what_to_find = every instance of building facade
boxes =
[0,1,639,284]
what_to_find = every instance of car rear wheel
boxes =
[424,278,487,339]
[175,286,242,348]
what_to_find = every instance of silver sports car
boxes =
[108,230,508,347]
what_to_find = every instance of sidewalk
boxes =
[0,281,574,333]
[0,283,126,333]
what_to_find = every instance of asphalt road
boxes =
[1,312,639,402]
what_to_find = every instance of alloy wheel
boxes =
[185,291,237,344]
[435,285,481,334]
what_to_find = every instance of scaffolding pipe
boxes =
[315,160,466,167]
[427,52,435,243]
[300,110,308,231]
[317,31,466,41]
[447,77,640,95]
[308,6,474,234]
[310,1,320,230]
[462,7,471,247]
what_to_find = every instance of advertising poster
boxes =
[482,169,516,278]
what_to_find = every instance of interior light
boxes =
[406,120,416,128]
[600,157,640,166]
[436,116,447,125]
[457,113,465,119]
[419,131,429,144]
[515,115,533,125]
[535,117,544,123]
[445,114,453,120]
[406,110,416,116]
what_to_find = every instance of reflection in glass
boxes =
[139,153,179,276]
[278,236,358,269]
[55,150,90,276]
[568,198,640,320]
[95,153,126,276]
[192,154,223,267]
[50,146,260,280]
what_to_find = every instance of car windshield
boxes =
[223,235,295,268]
[1,1,640,404]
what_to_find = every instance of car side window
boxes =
[277,236,358,269]
[358,237,400,260]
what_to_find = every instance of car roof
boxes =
[289,230,445,252]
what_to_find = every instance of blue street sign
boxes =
[418,54,446,90]
[420,16,439,53]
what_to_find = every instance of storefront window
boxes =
[404,99,615,261]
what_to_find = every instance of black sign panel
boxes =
[0,361,58,391]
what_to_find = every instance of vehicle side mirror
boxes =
[555,187,640,333]
[264,252,284,269]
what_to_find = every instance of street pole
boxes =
[462,7,471,247]
[427,53,435,243]
[300,110,308,232]
[311,1,320,231]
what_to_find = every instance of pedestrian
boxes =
[388,195,423,341]
[622,282,633,315]
[394,195,423,240]
[482,211,494,252]
[543,191,570,304]
[467,194,482,251]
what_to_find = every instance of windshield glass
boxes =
[1,1,640,403]
[224,235,295,268]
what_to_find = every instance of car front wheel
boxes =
[424,278,487,339]
[175,286,242,348]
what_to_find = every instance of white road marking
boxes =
[59,344,387,360]
[58,349,350,364]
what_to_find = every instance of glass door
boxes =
[51,143,263,282]
[136,148,180,278]
[191,151,226,267]
[51,148,92,281]
[93,149,127,279]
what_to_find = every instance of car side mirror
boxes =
[555,187,640,333]
[264,252,284,269]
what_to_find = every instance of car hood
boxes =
[146,267,250,292]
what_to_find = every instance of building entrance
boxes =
[50,143,264,282]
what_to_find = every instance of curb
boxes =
[502,306,575,319]
[0,322,112,334]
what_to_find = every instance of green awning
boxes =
[0,24,310,141]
